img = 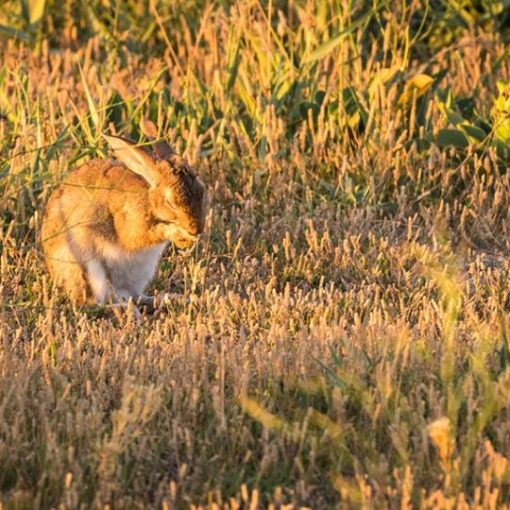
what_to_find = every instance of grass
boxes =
[3,0,510,508]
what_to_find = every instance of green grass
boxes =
[3,0,510,508]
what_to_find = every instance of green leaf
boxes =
[456,97,475,120]
[0,24,32,42]
[299,101,320,120]
[312,356,348,391]
[303,5,383,63]
[445,108,465,126]
[342,87,366,120]
[491,80,510,143]
[495,139,510,160]
[461,124,486,142]
[437,129,469,149]
[29,0,46,25]
[315,90,326,105]
[226,42,241,95]
[398,74,434,106]
[303,33,345,64]
[474,118,492,134]
[79,63,99,130]
[499,320,509,372]
[369,65,400,99]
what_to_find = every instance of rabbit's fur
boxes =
[41,121,206,306]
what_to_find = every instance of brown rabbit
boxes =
[41,120,207,307]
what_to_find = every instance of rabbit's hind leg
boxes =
[135,293,185,309]
[46,243,91,304]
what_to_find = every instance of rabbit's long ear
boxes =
[103,133,160,188]
[140,118,174,160]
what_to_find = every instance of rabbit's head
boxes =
[103,126,207,249]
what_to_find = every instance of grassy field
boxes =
[3,0,510,508]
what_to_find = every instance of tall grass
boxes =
[3,1,510,507]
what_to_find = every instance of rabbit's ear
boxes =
[140,118,174,160]
[103,133,160,188]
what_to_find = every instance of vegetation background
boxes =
[3,0,510,507]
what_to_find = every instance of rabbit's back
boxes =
[64,159,149,201]
[43,159,150,241]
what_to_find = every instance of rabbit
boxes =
[41,120,207,308]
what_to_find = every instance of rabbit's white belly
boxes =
[109,242,168,294]
[90,242,168,302]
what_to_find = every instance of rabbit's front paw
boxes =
[157,292,186,307]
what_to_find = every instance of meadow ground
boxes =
[3,1,510,508]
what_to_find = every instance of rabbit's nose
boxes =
[184,230,199,243]
[188,223,200,236]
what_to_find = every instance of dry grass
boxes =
[3,1,510,508]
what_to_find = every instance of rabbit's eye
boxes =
[165,191,179,210]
